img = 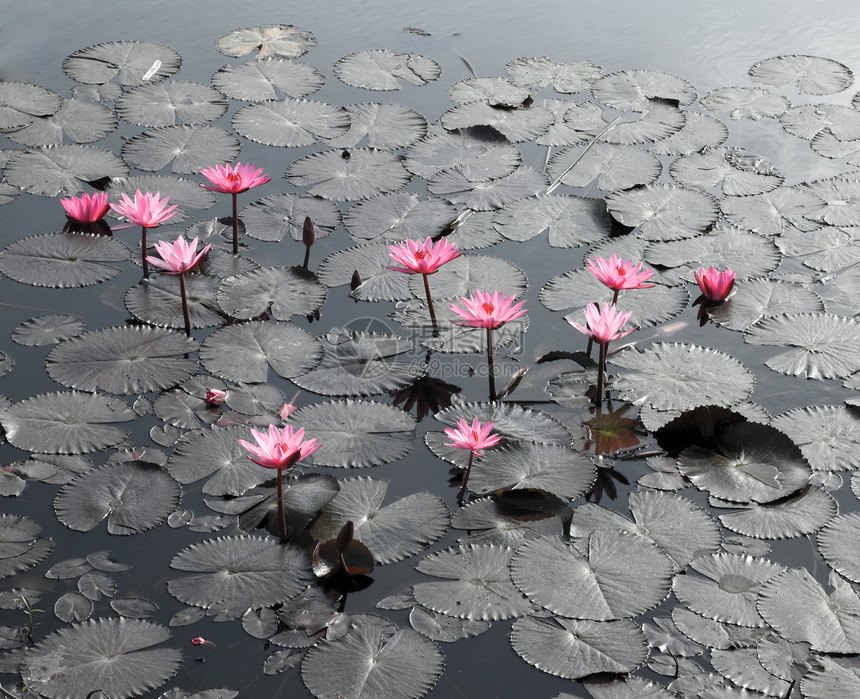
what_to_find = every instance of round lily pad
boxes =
[63,41,181,85]
[217,266,327,320]
[334,49,441,90]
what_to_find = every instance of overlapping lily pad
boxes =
[606,184,719,241]
[506,57,602,93]
[217,266,327,319]
[707,279,823,331]
[334,50,441,90]
[4,144,128,196]
[344,193,456,241]
[116,81,228,127]
[0,82,62,129]
[716,486,837,539]
[232,99,350,147]
[212,58,324,100]
[241,192,341,243]
[286,148,411,200]
[3,97,117,146]
[0,515,53,579]
[121,125,241,174]
[591,69,696,110]
[403,125,521,181]
[701,87,789,120]
[546,143,662,191]
[493,194,611,248]
[329,103,427,149]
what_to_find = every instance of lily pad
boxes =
[329,103,427,150]
[116,81,227,127]
[591,69,696,110]
[2,97,117,146]
[0,515,53,579]
[707,279,823,331]
[21,618,181,699]
[215,25,316,60]
[670,147,783,196]
[241,192,341,243]
[701,87,790,120]
[428,165,547,211]
[288,400,415,468]
[232,99,350,147]
[606,184,719,241]
[772,405,860,471]
[125,272,225,329]
[344,193,456,242]
[121,125,241,174]
[199,321,322,383]
[493,194,611,248]
[649,111,729,155]
[4,144,128,196]
[546,143,662,191]
[55,462,180,534]
[403,125,521,181]
[212,58,324,100]
[286,148,411,201]
[716,486,837,539]
[334,50,441,90]
[63,41,181,85]
[0,232,129,287]
[749,55,852,95]
[441,101,554,142]
[818,512,860,583]
[12,314,84,346]
[0,82,61,129]
[721,186,823,236]
[46,326,198,394]
[506,57,602,93]
[217,266,327,319]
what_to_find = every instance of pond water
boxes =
[3,1,860,698]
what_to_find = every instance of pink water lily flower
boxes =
[109,190,179,228]
[200,162,271,194]
[146,236,210,275]
[450,290,527,329]
[238,424,320,470]
[694,267,736,302]
[386,237,461,275]
[61,191,109,223]
[444,418,502,457]
[587,253,655,292]
[569,302,635,344]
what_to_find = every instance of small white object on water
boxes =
[142,60,162,81]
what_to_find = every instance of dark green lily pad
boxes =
[511,531,673,619]
[0,391,133,454]
[510,616,648,678]
[55,462,179,535]
[288,400,415,468]
[46,326,198,394]
[0,232,129,288]
[21,618,181,699]
[212,58,324,100]
[301,616,444,699]
[413,544,533,620]
[309,477,449,564]
[168,535,313,609]
[200,321,322,383]
[744,312,860,380]
[121,125,241,174]
[63,41,182,85]
[232,99,350,147]
[334,49,441,90]
[216,266,327,319]
[286,148,411,201]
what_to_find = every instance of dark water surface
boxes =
[2,1,860,698]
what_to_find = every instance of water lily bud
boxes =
[303,216,315,248]
[205,389,226,406]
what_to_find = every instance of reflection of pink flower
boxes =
[570,303,635,344]
[444,418,502,457]
[110,190,179,228]
[146,236,210,275]
[279,403,297,420]
[450,290,527,329]
[61,192,109,223]
[238,424,320,470]
[694,267,736,302]
[387,237,461,275]
[200,162,271,194]
[587,253,654,291]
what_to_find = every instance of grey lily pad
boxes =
[317,241,411,300]
[449,492,568,547]
[818,513,860,583]
[775,223,860,272]
[4,144,128,196]
[511,531,673,619]
[121,125,241,174]
[215,25,316,60]
[166,425,271,496]
[0,232,129,287]
[780,103,860,141]
[232,99,350,147]
[716,486,837,539]
[708,279,823,331]
[649,111,729,156]
[678,422,811,504]
[510,616,648,679]
[801,176,860,227]
[506,57,602,93]
[217,266,327,319]
[605,184,720,241]
[412,544,533,620]
[701,87,790,120]
[334,49,441,90]
[125,272,225,329]
[449,77,530,107]
[116,81,227,127]
[20,618,181,699]
[546,143,662,191]
[537,99,606,147]
[403,125,521,181]
[212,58,324,100]
[241,192,341,243]
[286,148,411,201]
[441,101,554,142]
[600,101,686,145]
[12,314,84,346]
[0,82,62,129]
[428,165,547,211]
[408,606,490,643]
[710,646,792,696]
[591,69,696,110]
[801,658,860,698]
[301,617,444,699]
[344,193,456,242]
[328,103,427,150]
[168,535,313,609]
[434,401,571,445]
[744,312,860,379]
[55,462,180,535]
[308,477,449,564]
[288,399,415,468]
[199,321,322,383]
[0,391,133,454]
[292,327,426,397]
[493,194,611,248]
[2,97,117,146]
[670,147,783,196]
[63,41,181,85]
[408,252,527,301]
[757,568,860,652]
[721,186,823,236]
[0,515,53,579]
[610,343,755,412]
[672,553,785,627]
[749,55,853,95]
[772,405,860,471]
[46,326,198,394]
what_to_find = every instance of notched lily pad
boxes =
[63,41,181,85]
[241,192,341,243]
[750,55,853,95]
[0,82,62,129]
[215,25,316,60]
[121,125,241,174]
[12,314,84,346]
[334,49,441,90]
[212,58,324,100]
[232,99,350,147]
[4,144,128,197]
[217,266,327,320]
[286,148,411,201]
